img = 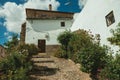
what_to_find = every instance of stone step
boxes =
[32,60,54,63]
[31,58,54,63]
[32,53,50,58]
[30,75,49,80]
[32,56,50,58]
[30,53,59,80]
[30,66,59,77]
[37,53,48,56]
[34,63,57,68]
[32,58,53,61]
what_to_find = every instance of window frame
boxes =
[105,11,115,27]
[61,22,65,27]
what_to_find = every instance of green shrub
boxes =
[0,52,32,80]
[17,44,39,58]
[100,23,120,80]
[1,34,38,80]
[100,54,120,80]
[57,30,74,58]
[54,47,67,58]
[56,29,108,80]
[107,22,120,46]
[68,29,93,61]
[13,67,29,80]
[0,44,37,80]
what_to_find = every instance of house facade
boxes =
[71,0,120,53]
[24,5,74,52]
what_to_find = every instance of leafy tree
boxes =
[4,34,19,52]
[78,45,109,80]
[0,52,31,80]
[107,22,120,46]
[0,34,38,80]
[68,30,108,80]
[100,54,120,80]
[68,29,93,61]
[100,23,120,80]
[57,30,74,58]
[56,29,108,80]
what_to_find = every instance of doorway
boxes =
[38,39,46,53]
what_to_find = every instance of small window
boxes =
[61,22,65,27]
[105,11,115,27]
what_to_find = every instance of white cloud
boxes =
[24,0,60,10]
[78,0,88,9]
[0,2,25,33]
[0,0,60,33]
[4,32,9,36]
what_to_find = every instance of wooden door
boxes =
[38,39,46,53]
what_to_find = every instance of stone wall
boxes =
[0,45,6,58]
[20,22,26,45]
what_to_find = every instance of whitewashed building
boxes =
[24,5,74,52]
[71,0,120,52]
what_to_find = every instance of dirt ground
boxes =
[30,53,91,80]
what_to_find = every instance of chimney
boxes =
[49,4,52,11]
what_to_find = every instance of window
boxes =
[105,11,115,27]
[61,22,65,27]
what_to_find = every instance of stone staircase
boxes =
[30,53,59,80]
[29,53,91,80]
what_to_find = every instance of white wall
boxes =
[26,19,73,45]
[28,19,73,31]
[71,0,120,52]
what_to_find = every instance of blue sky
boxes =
[0,0,85,45]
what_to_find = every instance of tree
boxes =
[68,29,108,80]
[4,34,19,52]
[68,29,93,61]
[56,29,108,80]
[100,23,120,80]
[0,34,38,80]
[107,22,120,46]
[100,53,120,80]
[57,30,73,58]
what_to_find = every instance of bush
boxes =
[17,44,39,58]
[68,29,93,61]
[100,22,120,80]
[107,22,120,46]
[0,52,32,80]
[100,54,120,80]
[56,29,108,80]
[54,47,67,58]
[0,34,38,80]
[57,30,74,58]
[78,45,109,80]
